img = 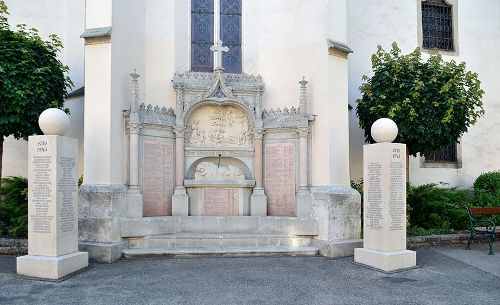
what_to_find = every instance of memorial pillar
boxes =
[172,126,189,215]
[250,128,267,216]
[354,118,416,272]
[126,71,143,218]
[17,109,88,280]
[296,126,312,217]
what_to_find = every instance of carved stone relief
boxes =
[186,105,253,148]
[194,162,245,180]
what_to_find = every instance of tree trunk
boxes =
[0,138,3,193]
[406,148,410,185]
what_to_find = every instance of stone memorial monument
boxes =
[17,108,88,280]
[354,118,416,272]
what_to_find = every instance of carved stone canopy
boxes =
[172,70,265,127]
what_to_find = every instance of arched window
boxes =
[191,0,242,73]
[421,0,454,50]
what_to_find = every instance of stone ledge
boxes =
[407,233,471,249]
[0,238,27,255]
[79,241,126,263]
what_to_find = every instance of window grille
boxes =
[422,0,454,51]
[425,143,457,163]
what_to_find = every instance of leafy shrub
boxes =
[407,184,470,232]
[0,176,28,238]
[473,171,500,207]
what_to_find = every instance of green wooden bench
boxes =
[464,207,499,255]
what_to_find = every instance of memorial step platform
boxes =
[126,233,314,249]
[120,216,318,237]
[122,245,319,258]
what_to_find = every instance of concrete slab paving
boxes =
[0,246,499,305]
[433,242,500,277]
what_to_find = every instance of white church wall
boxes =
[348,0,500,187]
[138,0,352,186]
[144,0,176,109]
[110,0,145,184]
[347,0,418,184]
[1,0,85,179]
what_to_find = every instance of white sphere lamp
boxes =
[371,118,398,143]
[38,108,70,136]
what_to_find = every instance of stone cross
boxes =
[210,39,229,70]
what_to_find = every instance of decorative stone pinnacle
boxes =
[129,69,140,112]
[299,76,308,114]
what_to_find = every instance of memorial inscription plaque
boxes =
[203,188,239,216]
[142,139,174,216]
[264,143,296,216]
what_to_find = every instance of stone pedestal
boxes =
[354,143,416,272]
[17,135,88,280]
[312,186,362,258]
[250,188,267,216]
[172,187,189,216]
[126,187,143,218]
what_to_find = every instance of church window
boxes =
[421,0,454,51]
[191,0,242,73]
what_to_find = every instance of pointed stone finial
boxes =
[129,70,140,112]
[299,76,308,114]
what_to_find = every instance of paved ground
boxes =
[1,244,499,305]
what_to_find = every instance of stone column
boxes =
[126,117,143,218]
[250,128,267,216]
[17,110,88,279]
[172,126,189,216]
[296,126,312,217]
[126,70,143,218]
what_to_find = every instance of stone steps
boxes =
[122,246,319,258]
[126,233,313,249]
[121,216,318,237]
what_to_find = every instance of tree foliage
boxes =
[0,1,72,140]
[0,1,72,184]
[356,42,484,157]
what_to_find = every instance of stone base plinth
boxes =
[79,241,126,263]
[126,188,143,218]
[354,248,416,272]
[172,187,189,216]
[17,251,88,280]
[314,239,363,258]
[250,188,267,216]
[296,188,312,217]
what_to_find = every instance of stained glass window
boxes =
[191,0,214,72]
[220,0,242,73]
[422,0,454,51]
[191,0,242,73]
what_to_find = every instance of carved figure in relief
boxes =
[186,105,253,148]
[195,162,245,180]
[187,119,205,144]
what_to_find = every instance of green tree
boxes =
[356,43,484,158]
[0,1,72,187]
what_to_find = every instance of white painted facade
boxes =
[2,0,500,188]
[348,0,500,187]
